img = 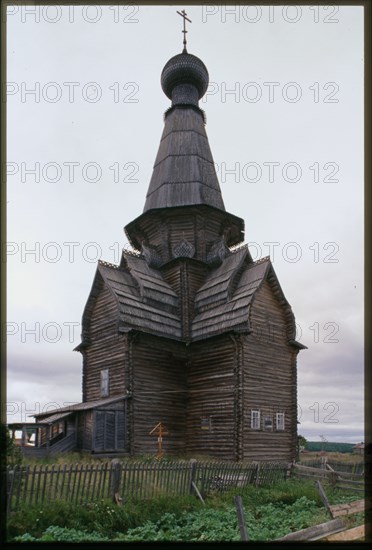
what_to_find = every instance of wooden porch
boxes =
[8,413,77,457]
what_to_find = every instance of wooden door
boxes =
[93,409,127,452]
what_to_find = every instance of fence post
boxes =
[329,471,338,488]
[235,495,249,541]
[315,480,333,518]
[189,459,197,495]
[5,466,14,514]
[111,459,122,505]
[255,462,260,487]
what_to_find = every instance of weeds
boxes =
[12,495,329,542]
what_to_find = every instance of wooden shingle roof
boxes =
[34,394,128,419]
[79,246,302,345]
[143,107,225,212]
[192,251,270,340]
[98,256,182,340]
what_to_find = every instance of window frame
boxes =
[100,369,109,397]
[276,412,285,431]
[251,409,261,430]
[264,415,273,431]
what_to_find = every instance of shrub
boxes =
[2,425,23,467]
[15,526,108,542]
[115,496,328,542]
[7,495,203,540]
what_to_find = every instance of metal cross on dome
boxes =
[177,9,191,52]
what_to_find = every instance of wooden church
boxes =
[31,29,306,461]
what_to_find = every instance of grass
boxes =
[19,452,232,466]
[7,452,365,541]
[7,478,363,542]
[19,449,365,467]
[7,495,204,541]
[299,451,364,463]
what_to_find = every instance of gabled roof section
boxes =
[143,107,225,212]
[124,254,179,311]
[77,253,182,346]
[194,247,250,313]
[100,255,182,339]
[192,249,268,340]
[191,252,304,348]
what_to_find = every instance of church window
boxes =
[276,412,285,431]
[264,415,273,430]
[251,410,261,430]
[100,369,109,397]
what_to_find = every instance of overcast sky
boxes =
[6,4,364,444]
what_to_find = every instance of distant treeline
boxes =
[305,441,355,453]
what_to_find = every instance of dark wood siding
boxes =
[186,335,238,460]
[243,280,297,461]
[161,259,209,340]
[126,207,244,265]
[92,401,127,452]
[84,286,127,401]
[131,334,187,455]
[77,411,93,452]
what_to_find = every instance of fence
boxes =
[299,458,364,475]
[6,460,289,512]
[291,463,365,492]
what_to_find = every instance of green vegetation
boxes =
[298,434,308,449]
[14,497,328,543]
[305,441,355,453]
[9,479,359,543]
[3,425,23,467]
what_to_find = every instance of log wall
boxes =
[127,207,242,265]
[79,258,298,461]
[130,333,187,455]
[161,259,209,340]
[186,335,238,460]
[77,410,93,452]
[83,286,127,402]
[243,280,298,461]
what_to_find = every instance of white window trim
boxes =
[251,409,261,430]
[276,412,285,431]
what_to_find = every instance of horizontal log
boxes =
[275,518,345,541]
[293,464,333,475]
[337,479,364,487]
[330,499,370,517]
[336,485,365,492]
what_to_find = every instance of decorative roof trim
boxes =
[163,103,206,124]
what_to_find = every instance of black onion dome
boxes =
[161,52,209,100]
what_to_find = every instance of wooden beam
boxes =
[330,499,371,517]
[191,481,205,505]
[275,518,345,541]
[315,480,333,517]
[234,496,249,541]
[325,525,365,541]
[293,463,332,475]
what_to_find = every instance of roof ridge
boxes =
[253,255,270,265]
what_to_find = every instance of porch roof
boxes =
[33,394,128,420]
[38,412,72,424]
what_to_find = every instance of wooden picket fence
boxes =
[6,460,289,512]
[291,463,365,492]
